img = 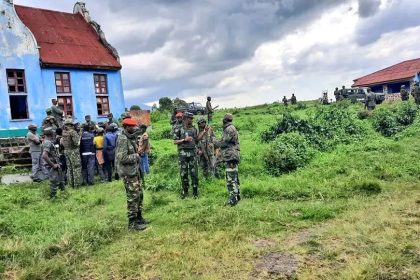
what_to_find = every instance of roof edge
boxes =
[353,58,420,81]
[352,77,414,87]
[41,62,122,71]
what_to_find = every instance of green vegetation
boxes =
[1,100,419,279]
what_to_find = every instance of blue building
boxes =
[0,1,125,137]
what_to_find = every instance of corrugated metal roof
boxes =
[15,5,122,70]
[353,58,420,87]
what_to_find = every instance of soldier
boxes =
[322,91,329,105]
[197,117,215,178]
[61,118,82,188]
[171,112,184,135]
[173,112,201,198]
[83,115,97,131]
[365,87,376,111]
[51,99,64,127]
[206,96,214,123]
[116,118,148,231]
[106,113,119,128]
[214,114,241,206]
[282,96,288,106]
[400,85,409,101]
[41,127,64,198]
[411,82,420,105]
[55,127,67,185]
[334,87,341,101]
[340,85,347,99]
[27,124,45,182]
[42,108,58,132]
[80,124,96,185]
[291,94,297,105]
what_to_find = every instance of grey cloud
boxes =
[358,0,381,18]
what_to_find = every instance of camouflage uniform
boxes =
[282,96,288,106]
[215,114,241,206]
[51,104,64,127]
[400,86,409,101]
[116,129,146,229]
[62,123,82,187]
[334,88,341,101]
[174,123,199,198]
[206,98,214,123]
[411,83,420,105]
[365,89,376,111]
[291,94,297,105]
[197,122,215,178]
[42,128,64,198]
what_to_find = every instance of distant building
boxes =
[0,1,125,137]
[352,58,420,93]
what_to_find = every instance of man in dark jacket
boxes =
[80,124,95,185]
[116,118,148,231]
[103,123,119,182]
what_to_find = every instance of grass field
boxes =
[1,100,419,279]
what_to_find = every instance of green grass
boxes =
[1,101,420,279]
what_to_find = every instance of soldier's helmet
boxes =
[184,111,194,119]
[207,96,211,101]
[197,117,206,124]
[45,108,52,113]
[43,127,54,136]
[223,113,233,122]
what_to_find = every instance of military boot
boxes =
[192,186,199,198]
[227,195,238,207]
[181,186,189,199]
[137,210,151,225]
[128,218,146,231]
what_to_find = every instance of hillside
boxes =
[1,101,419,280]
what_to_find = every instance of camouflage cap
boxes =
[45,108,52,113]
[183,111,194,119]
[43,127,54,135]
[223,113,233,122]
[197,117,206,124]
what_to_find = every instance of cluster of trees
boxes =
[129,97,188,112]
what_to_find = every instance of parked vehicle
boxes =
[343,88,385,104]
[179,102,206,115]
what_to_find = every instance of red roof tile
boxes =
[15,5,121,70]
[353,58,420,87]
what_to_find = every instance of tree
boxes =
[158,97,173,112]
[130,105,141,111]
[173,97,188,109]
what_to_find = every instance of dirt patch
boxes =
[252,239,276,248]
[251,252,297,279]
[1,174,32,185]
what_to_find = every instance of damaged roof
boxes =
[15,5,122,70]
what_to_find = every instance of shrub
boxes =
[263,133,314,176]
[397,103,417,126]
[373,103,418,137]
[358,110,369,120]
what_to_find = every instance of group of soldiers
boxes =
[282,94,297,106]
[400,82,420,104]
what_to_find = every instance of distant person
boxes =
[173,112,200,199]
[411,82,420,105]
[400,85,409,101]
[94,128,107,182]
[334,87,341,101]
[80,124,95,186]
[197,117,215,178]
[322,91,329,105]
[282,96,288,106]
[41,127,64,199]
[206,96,214,123]
[340,85,347,98]
[83,115,97,132]
[214,114,241,206]
[106,113,119,128]
[27,124,45,182]
[365,88,376,111]
[51,98,64,127]
[116,118,148,231]
[103,123,119,182]
[290,94,297,105]
[137,124,151,175]
[42,108,58,133]
[61,118,82,188]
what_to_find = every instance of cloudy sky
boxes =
[15,0,420,108]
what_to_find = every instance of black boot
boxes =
[181,186,189,199]
[137,211,151,225]
[227,195,238,207]
[192,186,199,198]
[128,218,146,231]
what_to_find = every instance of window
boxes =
[7,69,26,93]
[57,96,73,116]
[55,72,71,93]
[94,74,109,116]
[96,96,109,116]
[6,69,29,120]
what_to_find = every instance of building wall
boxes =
[0,1,45,132]
[41,68,125,124]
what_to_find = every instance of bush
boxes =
[373,111,401,137]
[263,133,314,176]
[358,110,369,120]
[397,103,417,126]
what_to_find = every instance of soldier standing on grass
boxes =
[334,87,341,101]
[411,82,420,105]
[365,88,376,111]
[173,112,203,199]
[206,96,214,123]
[27,124,45,182]
[291,94,297,105]
[214,114,241,206]
[282,96,288,106]
[197,117,215,178]
[61,118,82,188]
[400,85,409,101]
[116,118,149,231]
[42,127,65,199]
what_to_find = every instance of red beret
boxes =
[122,118,138,126]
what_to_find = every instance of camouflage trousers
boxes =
[200,154,215,178]
[64,149,83,188]
[226,162,240,202]
[122,175,143,220]
[47,166,65,197]
[207,113,213,123]
[179,154,199,192]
